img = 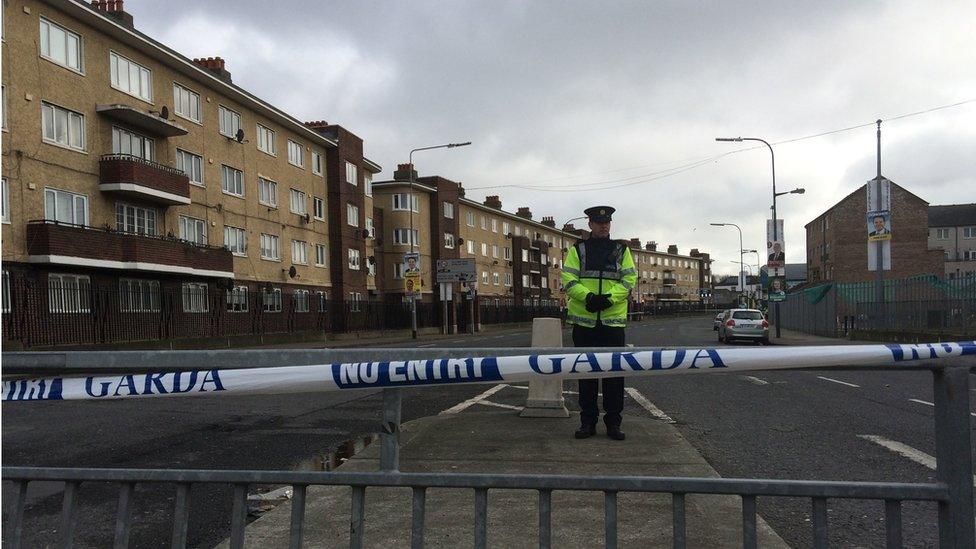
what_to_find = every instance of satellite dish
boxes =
[288,266,297,278]
[236,128,245,143]
[160,105,169,119]
[361,229,370,238]
[457,237,464,245]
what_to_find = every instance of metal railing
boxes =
[2,349,973,548]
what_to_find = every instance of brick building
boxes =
[805,180,944,284]
[927,204,976,279]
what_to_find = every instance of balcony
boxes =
[96,104,189,137]
[26,221,234,278]
[100,154,191,205]
[662,277,678,285]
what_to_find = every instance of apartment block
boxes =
[1,0,380,334]
[927,204,976,279]
[627,241,704,302]
[805,180,943,283]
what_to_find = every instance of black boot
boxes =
[607,425,626,441]
[574,424,597,439]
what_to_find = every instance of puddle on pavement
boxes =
[247,433,380,519]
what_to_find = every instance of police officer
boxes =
[561,206,637,440]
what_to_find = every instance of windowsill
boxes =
[289,161,305,169]
[260,202,278,209]
[174,113,203,127]
[42,139,88,154]
[315,264,326,268]
[291,210,308,217]
[189,181,205,188]
[313,216,325,221]
[313,170,323,177]
[221,190,245,199]
[260,257,282,262]
[231,253,247,258]
[40,55,85,76]
[110,84,154,106]
[259,149,277,158]
[219,131,240,140]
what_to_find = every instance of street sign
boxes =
[436,258,477,283]
[768,276,786,302]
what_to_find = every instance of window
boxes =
[176,149,204,185]
[258,177,277,207]
[173,83,201,123]
[444,202,455,219]
[221,165,244,197]
[312,151,323,175]
[491,219,498,233]
[504,273,512,287]
[514,226,522,237]
[219,106,242,138]
[290,189,307,215]
[521,249,529,262]
[224,226,247,256]
[367,259,376,277]
[263,288,282,313]
[349,292,364,312]
[226,286,248,312]
[394,263,405,279]
[41,102,85,151]
[522,275,530,287]
[112,126,154,161]
[317,291,328,311]
[179,215,207,245]
[115,203,156,235]
[964,227,976,239]
[44,188,88,225]
[365,217,375,238]
[466,211,475,227]
[481,216,487,230]
[1,179,9,224]
[2,85,8,130]
[504,246,512,260]
[467,240,475,254]
[541,278,548,289]
[346,161,358,185]
[39,18,83,72]
[48,273,90,313]
[260,233,280,260]
[394,228,420,246]
[492,244,499,258]
[110,52,152,101]
[315,244,327,266]
[364,173,372,197]
[2,271,10,314]
[347,204,359,227]
[392,194,419,212]
[256,124,276,155]
[935,228,950,240]
[294,290,310,312]
[492,272,500,286]
[482,243,488,257]
[292,240,308,264]
[119,279,160,313]
[503,222,510,235]
[287,140,304,167]
[482,271,489,285]
[313,197,325,220]
[541,253,548,265]
[182,283,209,313]
[445,233,455,249]
[348,248,361,270]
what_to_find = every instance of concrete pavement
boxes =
[222,408,788,548]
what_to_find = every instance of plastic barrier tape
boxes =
[4,342,974,402]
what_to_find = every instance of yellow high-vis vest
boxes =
[561,240,637,328]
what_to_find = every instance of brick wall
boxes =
[99,155,190,200]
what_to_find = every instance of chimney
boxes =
[304,120,330,130]
[629,238,641,248]
[516,207,533,220]
[690,248,700,257]
[394,163,418,182]
[91,0,134,29]
[192,57,232,83]
[562,223,576,232]
[484,195,503,209]
[541,216,556,228]
[458,184,466,198]
[645,242,657,252]
[668,244,678,255]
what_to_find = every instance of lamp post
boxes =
[407,141,472,339]
[715,137,803,338]
[710,222,744,296]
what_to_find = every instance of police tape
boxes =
[3,342,974,402]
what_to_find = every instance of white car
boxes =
[718,309,770,344]
[712,310,728,331]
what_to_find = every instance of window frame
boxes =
[256,124,277,156]
[178,215,207,246]
[258,177,278,207]
[313,197,325,220]
[176,149,204,186]
[292,239,308,265]
[347,203,359,227]
[44,187,88,226]
[119,278,160,313]
[223,225,247,256]
[109,50,153,103]
[348,248,361,270]
[444,233,455,249]
[312,151,323,175]
[48,273,90,313]
[111,125,154,161]
[226,285,249,312]
[220,165,245,198]
[172,82,201,123]
[39,17,84,74]
[41,101,86,152]
[218,105,242,138]
[290,188,308,215]
[115,202,157,236]
[262,288,282,313]
[294,289,310,313]
[260,233,281,261]
[287,140,305,168]
[346,161,358,186]
[1,178,9,224]
[315,244,327,267]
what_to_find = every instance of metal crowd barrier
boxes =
[2,348,974,548]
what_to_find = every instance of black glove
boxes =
[595,294,613,311]
[584,293,601,312]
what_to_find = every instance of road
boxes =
[3,315,973,547]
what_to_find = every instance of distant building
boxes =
[805,180,943,283]
[927,204,976,279]
[784,263,807,288]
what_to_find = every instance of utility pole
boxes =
[874,120,884,304]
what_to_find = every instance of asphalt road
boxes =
[3,315,973,547]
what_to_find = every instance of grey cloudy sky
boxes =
[128,1,975,276]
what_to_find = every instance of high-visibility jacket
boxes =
[561,239,637,328]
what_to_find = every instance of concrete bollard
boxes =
[519,318,570,418]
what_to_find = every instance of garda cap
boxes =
[584,206,615,223]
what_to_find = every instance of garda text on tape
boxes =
[4,342,974,402]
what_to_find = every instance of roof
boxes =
[928,204,976,227]
[804,178,929,228]
[785,263,807,280]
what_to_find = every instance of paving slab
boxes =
[221,408,789,548]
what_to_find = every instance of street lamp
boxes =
[407,141,472,339]
[710,222,744,294]
[776,188,805,198]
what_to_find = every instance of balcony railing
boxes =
[99,154,191,205]
[26,220,233,278]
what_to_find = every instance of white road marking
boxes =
[418,343,438,348]
[742,376,769,386]
[817,376,860,388]
[625,387,676,423]
[439,384,508,415]
[477,400,524,411]
[508,385,529,390]
[858,435,976,487]
[909,398,976,417]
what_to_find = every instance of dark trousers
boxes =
[573,323,625,428]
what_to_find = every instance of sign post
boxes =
[766,218,785,335]
[403,252,421,339]
[436,259,476,335]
